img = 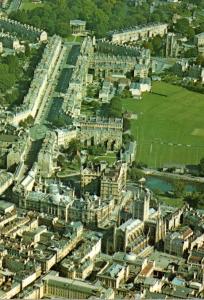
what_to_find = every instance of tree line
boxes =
[10,0,179,38]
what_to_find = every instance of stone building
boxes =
[195,32,204,47]
[7,134,30,169]
[0,35,62,127]
[114,218,148,253]
[166,32,179,57]
[90,53,138,78]
[69,193,115,227]
[37,131,58,178]
[20,183,74,222]
[0,16,47,43]
[134,64,149,78]
[0,171,13,196]
[70,20,86,36]
[80,161,106,195]
[97,263,129,289]
[63,37,93,117]
[100,162,127,202]
[120,141,137,164]
[164,226,193,256]
[79,116,123,150]
[55,127,77,147]
[110,23,168,44]
[132,186,151,221]
[60,231,101,279]
[43,271,114,299]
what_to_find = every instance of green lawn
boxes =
[90,152,117,165]
[20,0,44,10]
[66,35,84,43]
[158,196,184,208]
[122,82,204,167]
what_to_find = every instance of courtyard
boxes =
[122,82,204,167]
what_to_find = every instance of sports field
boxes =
[122,82,204,167]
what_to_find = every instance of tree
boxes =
[199,157,204,176]
[184,47,198,58]
[25,43,31,57]
[108,97,122,117]
[19,115,34,128]
[196,54,204,67]
[123,133,134,145]
[184,192,204,209]
[152,35,163,56]
[67,139,81,160]
[174,18,190,36]
[87,144,105,156]
[172,180,185,198]
[123,118,131,132]
[128,167,143,181]
[121,89,132,99]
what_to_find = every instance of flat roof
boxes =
[43,274,99,293]
[149,251,185,270]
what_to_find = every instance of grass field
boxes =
[20,0,44,10]
[158,196,184,208]
[122,82,204,167]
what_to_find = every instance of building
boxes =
[120,141,137,164]
[37,131,58,178]
[70,20,86,36]
[0,35,62,126]
[139,78,151,92]
[195,32,204,47]
[110,23,168,44]
[99,80,115,103]
[55,127,77,147]
[134,64,149,78]
[130,82,142,98]
[132,186,151,221]
[69,193,115,227]
[166,32,179,57]
[79,116,123,150]
[80,161,104,194]
[100,162,127,202]
[43,271,114,299]
[114,218,148,253]
[164,226,193,256]
[0,16,47,43]
[97,263,129,289]
[60,231,101,279]
[20,183,74,222]
[0,171,13,196]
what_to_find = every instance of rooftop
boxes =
[119,218,142,232]
[70,20,86,26]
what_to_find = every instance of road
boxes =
[56,68,73,93]
[66,45,81,65]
